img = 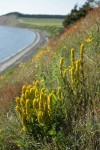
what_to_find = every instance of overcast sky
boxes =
[0,0,87,16]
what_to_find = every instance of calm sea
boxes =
[0,25,36,63]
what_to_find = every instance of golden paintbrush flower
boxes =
[26,99,30,115]
[22,85,27,94]
[37,110,43,124]
[80,44,84,62]
[71,48,74,67]
[16,97,20,106]
[57,87,61,100]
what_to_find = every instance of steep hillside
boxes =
[0,8,100,150]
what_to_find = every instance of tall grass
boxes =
[0,8,100,150]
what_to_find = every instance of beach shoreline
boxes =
[0,30,47,74]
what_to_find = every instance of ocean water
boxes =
[0,25,36,63]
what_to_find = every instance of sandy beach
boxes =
[0,30,47,74]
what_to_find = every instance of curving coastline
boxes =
[0,30,47,74]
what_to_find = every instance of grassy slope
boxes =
[0,8,100,150]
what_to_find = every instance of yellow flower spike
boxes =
[64,69,68,81]
[35,89,39,98]
[20,98,25,108]
[30,87,36,93]
[40,92,44,100]
[71,48,74,67]
[26,99,30,116]
[21,94,25,100]
[48,93,53,111]
[22,112,26,126]
[27,85,32,91]
[39,92,45,110]
[25,90,30,99]
[60,57,64,68]
[71,67,75,89]
[39,99,44,111]
[80,44,84,62]
[41,88,45,92]
[85,36,93,43]
[16,97,20,106]
[35,80,39,89]
[33,99,39,111]
[22,85,27,94]
[37,110,43,124]
[44,93,47,101]
[43,102,48,121]
[58,87,62,100]
[44,102,48,113]
[30,88,35,99]
[15,106,22,115]
[75,60,80,76]
[40,79,45,83]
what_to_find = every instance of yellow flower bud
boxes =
[60,57,64,66]
[40,92,44,100]
[16,97,20,106]
[33,99,39,110]
[22,112,26,125]
[20,98,25,108]
[63,69,68,82]
[80,44,84,62]
[35,80,39,89]
[41,88,45,92]
[43,102,48,121]
[71,48,74,67]
[27,85,32,90]
[58,87,61,100]
[25,90,30,99]
[30,88,35,99]
[21,94,25,100]
[26,99,30,115]
[85,36,93,43]
[39,99,43,110]
[35,89,39,98]
[37,111,43,124]
[44,102,48,113]
[75,60,80,78]
[71,67,75,88]
[15,106,22,115]
[22,85,27,94]
[48,93,52,110]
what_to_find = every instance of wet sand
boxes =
[0,30,47,74]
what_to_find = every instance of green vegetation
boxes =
[63,0,100,28]
[0,7,100,150]
[63,0,92,28]
[18,18,64,27]
[17,17,64,38]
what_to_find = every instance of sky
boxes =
[0,0,87,16]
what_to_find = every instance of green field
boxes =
[17,17,64,38]
[18,17,64,27]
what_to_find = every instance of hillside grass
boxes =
[0,8,100,150]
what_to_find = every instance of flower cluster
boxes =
[85,36,93,43]
[60,43,84,92]
[16,80,62,130]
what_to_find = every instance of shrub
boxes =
[15,36,99,149]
